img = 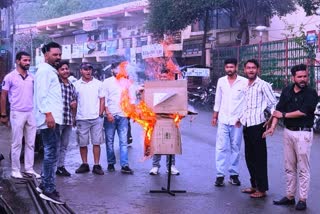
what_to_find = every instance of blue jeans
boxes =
[215,122,243,177]
[104,116,129,167]
[40,125,60,193]
[57,125,72,167]
[152,155,175,169]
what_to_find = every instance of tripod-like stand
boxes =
[149,154,186,196]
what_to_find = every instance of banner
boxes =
[141,44,163,59]
[185,68,210,77]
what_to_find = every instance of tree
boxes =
[0,0,13,9]
[147,0,297,65]
[297,0,320,16]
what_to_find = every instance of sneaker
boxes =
[56,166,71,177]
[295,200,307,211]
[36,183,44,194]
[166,165,180,175]
[11,171,23,179]
[121,166,134,174]
[149,166,159,175]
[229,175,241,186]
[128,137,133,145]
[75,163,90,174]
[92,165,104,175]
[215,177,225,187]
[40,190,64,204]
[107,164,115,172]
[25,170,41,179]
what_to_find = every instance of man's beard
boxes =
[20,65,30,71]
[295,82,307,89]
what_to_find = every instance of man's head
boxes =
[111,62,122,77]
[244,59,260,80]
[57,60,70,80]
[15,51,31,71]
[41,42,62,68]
[80,62,93,80]
[291,64,308,89]
[224,58,238,77]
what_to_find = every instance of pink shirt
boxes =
[2,70,34,112]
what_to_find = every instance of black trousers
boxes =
[243,123,269,192]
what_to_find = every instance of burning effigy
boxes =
[117,38,188,158]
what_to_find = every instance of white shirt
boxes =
[240,77,277,127]
[213,75,247,125]
[74,78,104,120]
[34,63,63,129]
[103,76,136,117]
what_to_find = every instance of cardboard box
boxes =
[151,117,182,155]
[144,80,188,115]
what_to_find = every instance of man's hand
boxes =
[45,112,55,128]
[0,116,9,127]
[211,118,217,126]
[70,100,77,109]
[235,120,241,128]
[273,110,282,119]
[263,117,273,129]
[106,113,114,123]
[262,126,275,138]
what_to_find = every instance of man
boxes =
[149,71,180,175]
[34,42,64,204]
[73,63,105,175]
[56,60,77,176]
[240,59,277,198]
[0,51,40,179]
[103,62,134,174]
[264,64,317,211]
[212,58,247,186]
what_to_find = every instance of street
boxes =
[1,110,320,214]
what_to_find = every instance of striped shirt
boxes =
[240,77,277,127]
[60,79,77,125]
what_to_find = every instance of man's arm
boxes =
[212,79,221,126]
[0,90,9,126]
[262,82,277,114]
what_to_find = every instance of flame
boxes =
[115,61,129,80]
[170,113,184,128]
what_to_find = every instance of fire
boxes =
[170,113,184,128]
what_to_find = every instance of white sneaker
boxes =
[167,165,180,175]
[11,171,23,179]
[149,167,159,175]
[25,170,41,179]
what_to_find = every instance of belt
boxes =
[286,126,312,132]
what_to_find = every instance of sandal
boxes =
[241,187,256,194]
[250,191,266,198]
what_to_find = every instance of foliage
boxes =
[297,0,320,16]
[0,0,12,9]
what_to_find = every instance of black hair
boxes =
[41,42,62,54]
[16,51,30,61]
[291,64,307,76]
[224,58,237,66]
[244,59,260,68]
[56,60,69,70]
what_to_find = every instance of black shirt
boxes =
[276,84,318,127]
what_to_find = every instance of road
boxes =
[1,110,320,213]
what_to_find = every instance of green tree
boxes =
[297,0,320,16]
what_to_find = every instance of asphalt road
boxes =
[1,110,320,213]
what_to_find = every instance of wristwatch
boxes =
[282,112,286,119]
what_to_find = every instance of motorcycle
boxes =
[188,84,216,111]
[313,102,320,132]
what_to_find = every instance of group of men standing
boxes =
[212,58,317,211]
[0,42,136,204]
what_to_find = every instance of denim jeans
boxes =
[215,122,243,177]
[104,116,129,167]
[57,125,72,168]
[152,154,175,169]
[40,125,60,193]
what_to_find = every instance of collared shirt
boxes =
[103,76,136,117]
[74,78,104,120]
[214,75,247,125]
[60,79,77,125]
[2,69,34,112]
[34,63,63,129]
[240,77,277,127]
[276,84,317,127]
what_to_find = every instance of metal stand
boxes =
[149,154,186,196]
